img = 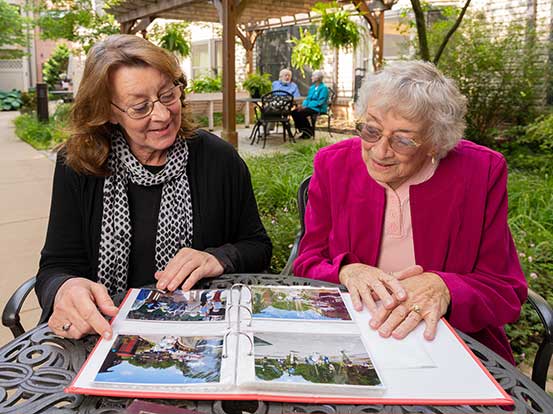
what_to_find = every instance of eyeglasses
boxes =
[111,83,183,120]
[355,122,422,155]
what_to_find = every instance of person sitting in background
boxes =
[36,34,272,340]
[293,60,526,364]
[272,68,300,98]
[291,70,329,139]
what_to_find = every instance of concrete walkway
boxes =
[0,111,53,346]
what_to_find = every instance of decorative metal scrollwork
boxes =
[0,274,552,413]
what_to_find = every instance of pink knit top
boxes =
[376,159,438,273]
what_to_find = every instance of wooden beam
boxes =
[220,0,238,147]
[129,17,156,34]
[109,0,201,23]
[351,0,378,38]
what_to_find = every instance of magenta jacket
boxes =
[293,138,527,364]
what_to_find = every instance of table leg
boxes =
[244,102,250,128]
[208,101,214,131]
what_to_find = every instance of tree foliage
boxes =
[290,29,324,76]
[36,0,119,52]
[149,21,191,58]
[401,9,550,146]
[0,0,30,59]
[408,0,471,64]
[43,43,70,89]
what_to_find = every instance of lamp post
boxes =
[351,0,398,71]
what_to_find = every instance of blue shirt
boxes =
[303,82,329,114]
[272,80,300,97]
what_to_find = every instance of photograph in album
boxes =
[127,288,227,322]
[95,334,223,385]
[251,286,351,320]
[253,332,381,387]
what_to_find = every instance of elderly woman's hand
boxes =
[155,248,225,292]
[48,278,119,339]
[339,264,423,313]
[370,272,451,341]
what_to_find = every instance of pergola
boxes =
[106,0,397,146]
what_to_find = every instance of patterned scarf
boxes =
[97,130,193,295]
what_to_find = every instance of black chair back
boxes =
[260,91,294,121]
[280,176,311,276]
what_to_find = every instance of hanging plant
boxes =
[150,22,191,58]
[313,1,362,51]
[290,29,324,76]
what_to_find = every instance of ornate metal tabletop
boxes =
[1,273,552,413]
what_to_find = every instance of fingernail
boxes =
[157,282,166,289]
[103,331,112,340]
[385,298,393,307]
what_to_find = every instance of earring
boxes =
[431,155,436,165]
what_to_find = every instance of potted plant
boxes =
[242,73,272,98]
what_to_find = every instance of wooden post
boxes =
[351,0,384,72]
[216,0,237,147]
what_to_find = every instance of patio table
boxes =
[1,273,552,414]
[237,96,304,128]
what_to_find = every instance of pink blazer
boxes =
[293,138,527,364]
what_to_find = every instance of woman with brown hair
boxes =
[36,34,272,340]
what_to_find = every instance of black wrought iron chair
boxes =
[250,91,295,149]
[307,87,337,139]
[280,175,553,390]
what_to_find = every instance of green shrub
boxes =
[19,90,36,114]
[242,73,272,98]
[53,102,72,123]
[505,166,553,364]
[187,75,222,93]
[400,9,550,147]
[43,44,70,90]
[13,106,69,149]
[244,140,329,272]
[0,89,22,111]
[192,112,245,128]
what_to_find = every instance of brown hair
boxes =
[65,34,195,175]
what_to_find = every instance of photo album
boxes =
[67,285,513,406]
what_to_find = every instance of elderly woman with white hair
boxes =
[291,70,329,139]
[293,60,527,364]
[272,68,300,97]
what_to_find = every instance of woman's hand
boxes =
[48,278,118,339]
[370,272,451,341]
[155,248,224,292]
[339,264,423,313]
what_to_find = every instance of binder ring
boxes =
[229,283,252,305]
[226,304,253,328]
[222,331,254,358]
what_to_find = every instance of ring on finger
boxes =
[411,304,421,314]
[62,322,72,332]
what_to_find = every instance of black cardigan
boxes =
[36,130,272,320]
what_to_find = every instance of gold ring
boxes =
[411,304,421,314]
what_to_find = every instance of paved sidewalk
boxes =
[0,111,53,346]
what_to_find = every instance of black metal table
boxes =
[1,273,552,413]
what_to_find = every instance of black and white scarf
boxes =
[97,130,193,295]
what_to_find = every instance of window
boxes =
[191,39,223,79]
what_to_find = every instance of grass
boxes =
[244,140,329,272]
[505,163,553,363]
[13,104,70,149]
